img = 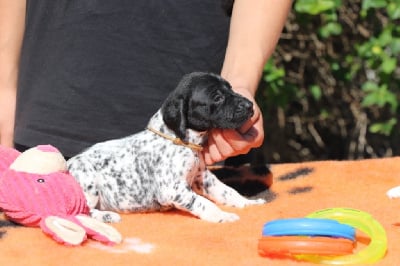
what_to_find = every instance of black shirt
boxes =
[15,0,230,157]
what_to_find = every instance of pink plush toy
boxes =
[0,145,122,246]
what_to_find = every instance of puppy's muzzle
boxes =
[236,100,254,117]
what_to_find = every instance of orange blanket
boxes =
[1,157,400,266]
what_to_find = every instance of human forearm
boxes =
[0,0,26,146]
[0,0,26,91]
[203,0,291,164]
[221,0,292,96]
[0,90,16,146]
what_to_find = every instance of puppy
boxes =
[67,72,265,223]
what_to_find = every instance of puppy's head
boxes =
[161,72,254,140]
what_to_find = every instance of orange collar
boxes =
[146,127,203,152]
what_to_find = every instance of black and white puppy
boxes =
[67,72,265,223]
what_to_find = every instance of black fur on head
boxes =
[161,72,254,141]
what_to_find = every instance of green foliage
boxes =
[262,0,400,137]
[260,59,298,109]
[295,0,343,38]
[351,0,399,135]
[369,118,397,136]
[309,85,322,101]
[362,0,389,11]
[295,0,341,15]
[361,82,397,113]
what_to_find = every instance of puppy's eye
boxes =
[213,94,225,103]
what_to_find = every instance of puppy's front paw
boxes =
[387,186,400,199]
[90,209,121,223]
[229,198,266,208]
[245,198,266,206]
[201,210,240,223]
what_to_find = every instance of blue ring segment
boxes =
[262,218,356,241]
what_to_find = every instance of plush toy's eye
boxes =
[37,178,45,183]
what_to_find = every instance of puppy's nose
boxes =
[237,100,253,113]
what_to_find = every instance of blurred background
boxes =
[256,0,400,163]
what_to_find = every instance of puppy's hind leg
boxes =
[165,182,239,223]
[89,209,121,223]
[198,170,266,208]
[67,157,121,223]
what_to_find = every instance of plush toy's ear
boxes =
[9,145,66,174]
[41,216,87,246]
[0,146,20,173]
[75,215,122,245]
[40,215,122,246]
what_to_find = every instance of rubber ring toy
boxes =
[262,218,356,240]
[258,236,355,257]
[295,208,387,265]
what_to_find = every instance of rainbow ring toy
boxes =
[259,218,356,257]
[295,208,387,265]
[258,236,355,257]
[262,218,356,240]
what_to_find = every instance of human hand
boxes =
[202,89,264,165]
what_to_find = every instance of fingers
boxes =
[203,130,230,164]
[203,121,264,165]
[206,129,235,162]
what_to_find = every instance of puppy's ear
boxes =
[161,87,189,141]
[162,98,187,140]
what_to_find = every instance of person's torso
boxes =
[16,0,230,157]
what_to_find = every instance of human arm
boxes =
[0,0,26,147]
[203,0,292,164]
[203,0,292,165]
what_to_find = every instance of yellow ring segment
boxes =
[295,208,387,265]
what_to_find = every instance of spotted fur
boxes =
[67,72,265,223]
